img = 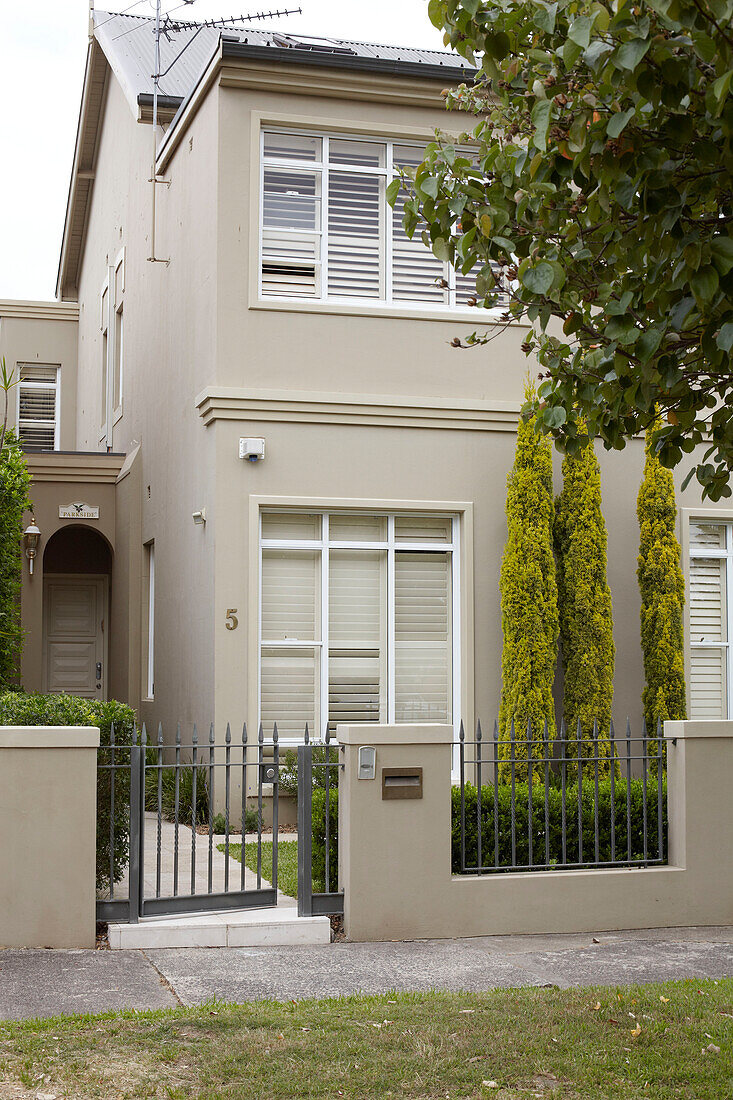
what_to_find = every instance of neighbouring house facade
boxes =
[2,10,732,743]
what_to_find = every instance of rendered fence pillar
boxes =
[0,726,100,948]
[338,723,454,942]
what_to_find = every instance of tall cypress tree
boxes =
[498,387,558,770]
[637,427,686,739]
[555,436,615,771]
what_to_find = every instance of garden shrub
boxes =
[498,388,558,776]
[554,434,615,772]
[0,692,135,890]
[311,787,338,893]
[278,743,337,798]
[637,425,686,747]
[311,780,667,887]
[144,747,209,827]
[452,779,667,873]
[0,433,31,689]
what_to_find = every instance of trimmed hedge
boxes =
[311,779,667,886]
[453,779,667,872]
[0,692,136,890]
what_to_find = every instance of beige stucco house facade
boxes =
[3,10,731,741]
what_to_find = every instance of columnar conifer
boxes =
[554,435,615,773]
[498,388,558,773]
[637,427,686,741]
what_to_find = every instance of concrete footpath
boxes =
[0,926,732,1020]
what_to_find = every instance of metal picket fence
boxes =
[456,718,667,875]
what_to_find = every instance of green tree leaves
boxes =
[403,0,733,498]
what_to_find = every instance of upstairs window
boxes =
[17,364,59,449]
[260,128,507,311]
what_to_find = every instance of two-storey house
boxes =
[2,9,731,741]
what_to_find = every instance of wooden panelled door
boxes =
[43,576,107,699]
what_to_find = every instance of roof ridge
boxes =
[95,10,462,59]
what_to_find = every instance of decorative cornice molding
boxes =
[25,451,125,484]
[195,387,522,433]
[0,300,79,323]
[218,61,452,108]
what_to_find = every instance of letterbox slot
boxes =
[381,767,423,800]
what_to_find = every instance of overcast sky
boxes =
[0,0,445,301]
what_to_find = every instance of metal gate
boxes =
[96,722,343,924]
[97,723,286,923]
[297,738,344,917]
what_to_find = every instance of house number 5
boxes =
[225,609,239,631]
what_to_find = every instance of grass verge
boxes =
[0,979,731,1098]
[217,839,298,898]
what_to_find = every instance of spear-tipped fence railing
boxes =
[456,718,667,874]
[96,721,342,924]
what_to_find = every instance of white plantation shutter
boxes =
[327,172,383,298]
[689,648,727,720]
[261,550,320,641]
[328,550,385,730]
[261,647,319,738]
[261,513,321,540]
[394,552,451,722]
[392,145,445,303]
[689,521,730,719]
[689,556,727,643]
[261,168,320,298]
[17,365,58,449]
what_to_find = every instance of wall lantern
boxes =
[23,518,41,575]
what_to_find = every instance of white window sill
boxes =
[249,296,529,327]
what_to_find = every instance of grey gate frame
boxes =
[97,725,279,924]
[297,742,344,918]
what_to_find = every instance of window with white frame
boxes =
[260,129,506,310]
[689,519,733,718]
[144,541,155,699]
[100,284,109,439]
[16,364,59,449]
[113,302,123,419]
[259,511,459,739]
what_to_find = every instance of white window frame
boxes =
[145,541,155,700]
[99,276,111,445]
[689,518,733,718]
[16,364,60,450]
[257,508,461,741]
[112,249,125,426]
[258,126,503,315]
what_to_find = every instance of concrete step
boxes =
[108,906,331,949]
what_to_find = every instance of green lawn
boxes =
[218,838,298,898]
[0,980,731,1098]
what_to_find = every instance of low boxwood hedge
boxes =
[454,778,667,871]
[311,777,667,886]
[0,692,136,890]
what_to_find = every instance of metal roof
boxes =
[93,11,474,115]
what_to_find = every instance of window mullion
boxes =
[321,137,329,302]
[385,142,393,304]
[387,514,396,724]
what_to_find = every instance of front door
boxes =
[43,576,107,699]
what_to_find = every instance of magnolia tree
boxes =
[394,0,733,498]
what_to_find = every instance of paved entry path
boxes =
[0,927,732,1020]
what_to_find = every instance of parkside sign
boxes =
[59,502,100,520]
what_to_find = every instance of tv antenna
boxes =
[148,0,302,263]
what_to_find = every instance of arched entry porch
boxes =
[42,525,113,699]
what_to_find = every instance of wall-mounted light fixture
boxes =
[23,518,41,575]
[192,509,206,525]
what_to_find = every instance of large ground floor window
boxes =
[689,519,733,719]
[259,510,458,738]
